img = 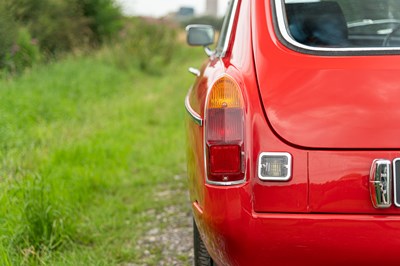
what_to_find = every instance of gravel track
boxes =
[128,178,194,266]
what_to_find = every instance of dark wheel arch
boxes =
[193,218,214,266]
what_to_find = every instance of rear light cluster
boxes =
[205,75,245,185]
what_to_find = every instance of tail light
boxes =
[205,75,245,185]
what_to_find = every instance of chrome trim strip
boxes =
[258,152,292,181]
[188,67,200,77]
[205,47,216,57]
[369,159,392,209]
[220,0,239,57]
[185,90,203,126]
[206,179,246,186]
[274,0,400,53]
[393,158,400,207]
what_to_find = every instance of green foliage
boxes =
[0,42,203,264]
[0,2,17,69]
[11,0,91,55]
[4,28,41,75]
[15,174,73,254]
[0,1,41,76]
[15,0,122,54]
[0,173,73,264]
[1,0,180,77]
[114,18,178,74]
[80,0,123,44]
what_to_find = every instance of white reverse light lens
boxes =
[258,152,292,181]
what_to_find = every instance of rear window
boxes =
[276,0,400,52]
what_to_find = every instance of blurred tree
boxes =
[0,1,17,69]
[7,0,122,56]
[9,0,90,55]
[115,18,177,74]
[4,28,41,75]
[79,0,123,44]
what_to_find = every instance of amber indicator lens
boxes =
[207,77,243,109]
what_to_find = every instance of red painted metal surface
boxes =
[193,195,400,266]
[184,0,400,264]
[309,151,400,214]
[253,0,400,149]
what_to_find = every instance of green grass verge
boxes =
[0,42,205,265]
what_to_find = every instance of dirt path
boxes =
[129,178,194,265]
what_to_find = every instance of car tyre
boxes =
[193,219,214,266]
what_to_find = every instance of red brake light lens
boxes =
[205,76,245,184]
[209,145,241,174]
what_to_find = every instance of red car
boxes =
[185,0,400,265]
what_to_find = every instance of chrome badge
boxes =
[369,159,392,209]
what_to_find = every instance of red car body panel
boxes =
[185,0,400,265]
[309,151,400,214]
[254,0,400,150]
[193,197,400,265]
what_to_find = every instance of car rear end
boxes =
[186,0,400,265]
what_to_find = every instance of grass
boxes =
[0,39,205,264]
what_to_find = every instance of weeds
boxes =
[18,174,72,252]
[112,18,178,74]
[0,27,204,264]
